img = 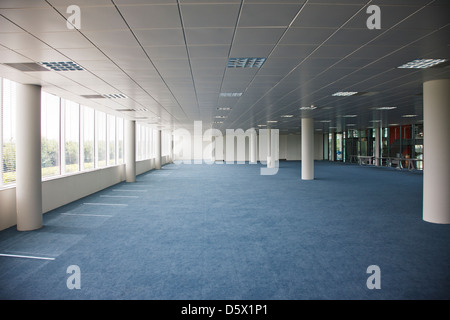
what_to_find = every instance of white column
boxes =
[330,133,335,161]
[155,129,162,169]
[16,84,42,231]
[267,127,273,168]
[250,128,257,164]
[423,79,450,224]
[323,133,329,160]
[169,131,174,163]
[301,118,314,180]
[374,127,381,166]
[125,120,136,183]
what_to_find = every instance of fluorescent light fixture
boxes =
[257,124,267,127]
[227,57,266,68]
[402,114,418,118]
[319,120,331,123]
[374,106,396,110]
[388,123,399,126]
[369,120,381,122]
[299,105,317,110]
[214,121,223,124]
[267,120,278,123]
[220,92,242,97]
[217,107,232,111]
[332,91,358,97]
[398,59,447,69]
[346,124,356,126]
[281,115,294,118]
[215,115,227,119]
[343,115,357,118]
[40,61,84,71]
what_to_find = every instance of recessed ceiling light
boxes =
[217,107,232,111]
[402,114,418,118]
[299,105,317,110]
[227,57,266,68]
[332,91,358,97]
[281,115,294,118]
[220,92,242,97]
[39,61,84,71]
[398,59,447,69]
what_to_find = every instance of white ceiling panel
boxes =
[180,4,241,28]
[116,4,182,29]
[0,7,68,32]
[0,32,50,49]
[0,1,448,131]
[291,4,364,28]
[144,46,188,60]
[233,28,286,45]
[185,28,234,46]
[238,3,304,27]
[133,29,185,47]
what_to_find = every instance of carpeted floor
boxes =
[0,161,449,300]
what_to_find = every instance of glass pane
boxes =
[97,111,106,167]
[336,133,343,161]
[2,79,17,184]
[83,106,95,170]
[65,100,79,173]
[41,91,60,177]
[108,114,116,165]
[117,118,124,164]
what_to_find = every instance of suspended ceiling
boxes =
[0,0,449,133]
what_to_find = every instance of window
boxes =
[1,78,17,185]
[108,114,116,165]
[117,118,124,164]
[64,100,80,173]
[83,106,95,170]
[96,110,107,168]
[41,91,60,177]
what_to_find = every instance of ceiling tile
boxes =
[238,3,304,27]
[291,4,364,28]
[180,4,241,28]
[117,4,182,29]
[185,28,234,46]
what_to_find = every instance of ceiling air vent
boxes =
[3,62,50,72]
[39,61,84,71]
[80,95,105,99]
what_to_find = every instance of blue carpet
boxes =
[0,161,449,300]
